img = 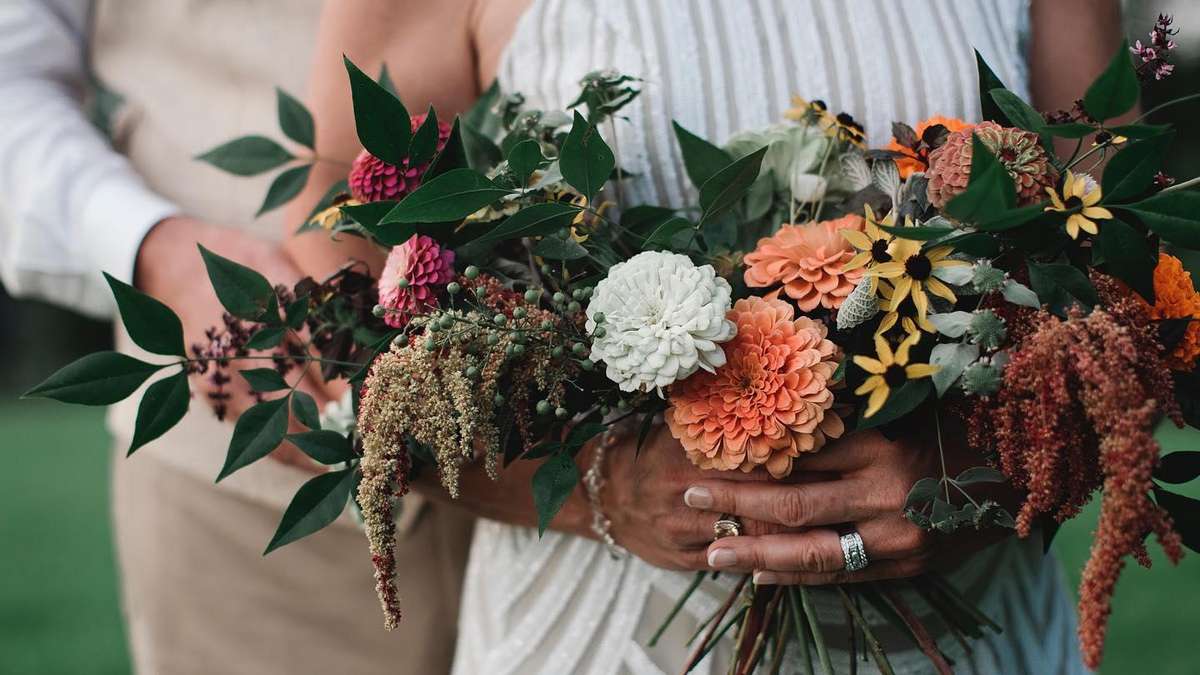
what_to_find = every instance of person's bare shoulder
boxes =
[469,0,534,88]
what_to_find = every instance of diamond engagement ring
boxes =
[839,530,869,572]
[712,515,742,540]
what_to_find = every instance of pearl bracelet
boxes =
[583,429,628,560]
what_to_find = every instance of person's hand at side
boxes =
[134,216,333,471]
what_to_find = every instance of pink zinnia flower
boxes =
[743,215,865,312]
[378,234,455,328]
[349,113,453,203]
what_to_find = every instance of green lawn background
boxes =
[1,399,1197,674]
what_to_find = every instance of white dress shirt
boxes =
[0,0,178,319]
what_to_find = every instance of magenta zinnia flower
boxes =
[349,113,453,203]
[378,234,455,328]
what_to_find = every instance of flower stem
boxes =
[795,587,834,675]
[649,571,705,647]
[835,587,896,675]
[1160,174,1200,194]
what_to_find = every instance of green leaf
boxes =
[291,390,321,430]
[246,326,285,350]
[944,231,1001,257]
[857,379,932,430]
[1108,123,1173,139]
[276,87,315,149]
[641,216,693,250]
[560,111,615,201]
[672,121,733,190]
[239,368,289,392]
[381,168,509,224]
[423,118,469,181]
[472,201,580,245]
[1155,451,1200,485]
[533,236,588,260]
[976,202,1049,232]
[904,477,940,510]
[1082,39,1139,121]
[128,370,190,455]
[196,135,293,176]
[408,106,441,166]
[944,136,1016,223]
[257,164,312,217]
[698,146,767,226]
[1152,487,1200,553]
[218,397,290,481]
[197,245,276,321]
[23,351,164,405]
[1095,218,1156,301]
[878,224,955,241]
[286,430,356,465]
[508,139,547,185]
[377,63,397,96]
[1102,131,1174,203]
[1027,261,1098,312]
[989,89,1044,133]
[102,272,185,357]
[532,451,579,536]
[462,123,503,171]
[264,468,356,554]
[1118,191,1200,249]
[1043,123,1097,139]
[954,467,1007,486]
[464,79,501,136]
[344,56,410,166]
[285,297,310,330]
[975,50,1012,125]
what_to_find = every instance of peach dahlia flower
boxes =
[743,215,865,312]
[665,296,845,478]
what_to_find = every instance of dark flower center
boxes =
[999,147,1018,163]
[870,239,893,263]
[884,364,908,388]
[904,254,933,281]
[1065,195,1084,209]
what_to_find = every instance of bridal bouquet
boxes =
[28,14,1200,673]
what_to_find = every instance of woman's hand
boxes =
[688,429,1015,585]
[601,425,788,571]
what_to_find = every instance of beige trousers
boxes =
[111,448,473,675]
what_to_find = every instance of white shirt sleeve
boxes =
[0,0,179,319]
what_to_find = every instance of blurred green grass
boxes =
[0,399,1196,674]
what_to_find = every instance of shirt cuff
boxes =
[77,171,180,286]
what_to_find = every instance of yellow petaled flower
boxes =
[784,95,835,129]
[842,204,900,273]
[853,334,938,418]
[866,238,966,322]
[307,197,361,231]
[876,279,935,337]
[1044,170,1113,239]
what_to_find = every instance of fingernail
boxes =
[753,571,779,585]
[707,547,738,568]
[684,486,713,509]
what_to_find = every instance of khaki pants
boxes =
[111,449,473,675]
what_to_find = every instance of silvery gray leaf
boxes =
[1001,279,1041,308]
[839,151,872,192]
[930,342,980,396]
[932,263,975,286]
[836,277,879,330]
[871,158,901,203]
[928,311,974,338]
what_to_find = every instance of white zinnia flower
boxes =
[586,251,736,393]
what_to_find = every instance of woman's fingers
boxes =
[703,518,933,573]
[751,557,929,586]
[684,478,876,528]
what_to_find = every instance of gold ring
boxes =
[713,515,741,540]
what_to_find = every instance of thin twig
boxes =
[835,587,896,675]
[879,588,954,675]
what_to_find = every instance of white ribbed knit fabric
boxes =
[454,2,1088,674]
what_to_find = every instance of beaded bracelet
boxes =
[583,429,628,560]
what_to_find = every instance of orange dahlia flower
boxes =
[886,116,972,178]
[665,297,845,478]
[1146,252,1200,369]
[743,215,865,312]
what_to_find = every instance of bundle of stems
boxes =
[651,572,999,675]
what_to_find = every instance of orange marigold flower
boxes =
[743,215,865,312]
[1146,252,1200,369]
[665,297,845,478]
[886,116,972,178]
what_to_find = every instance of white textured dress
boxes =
[453,2,1087,673]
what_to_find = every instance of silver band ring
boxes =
[713,515,741,540]
[839,530,869,572]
